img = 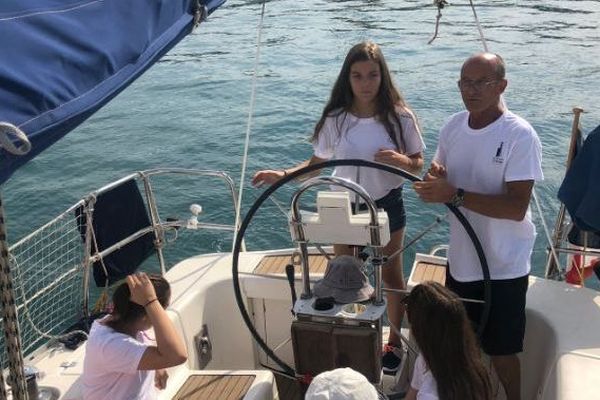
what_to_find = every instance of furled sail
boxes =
[0,0,225,185]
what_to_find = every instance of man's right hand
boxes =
[424,161,447,181]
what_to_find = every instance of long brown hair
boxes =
[311,41,413,152]
[406,282,492,400]
[107,273,171,332]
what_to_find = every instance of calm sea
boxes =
[3,0,600,286]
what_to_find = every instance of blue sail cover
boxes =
[0,0,225,185]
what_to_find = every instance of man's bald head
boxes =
[462,53,506,80]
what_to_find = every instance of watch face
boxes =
[451,189,464,207]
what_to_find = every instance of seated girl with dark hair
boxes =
[82,272,187,399]
[405,282,492,400]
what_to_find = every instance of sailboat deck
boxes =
[253,254,331,275]
[172,374,255,399]
[410,261,446,286]
[254,254,447,285]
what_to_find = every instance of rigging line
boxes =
[85,202,113,314]
[428,0,447,45]
[314,244,332,260]
[247,188,290,219]
[533,189,562,275]
[468,0,489,52]
[383,213,447,266]
[234,0,267,249]
[268,194,289,218]
[386,318,417,356]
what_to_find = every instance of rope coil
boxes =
[0,123,31,156]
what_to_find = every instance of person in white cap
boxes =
[305,367,380,400]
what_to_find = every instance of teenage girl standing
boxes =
[252,41,424,373]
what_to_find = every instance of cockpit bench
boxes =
[407,253,448,288]
[172,374,255,399]
[253,254,331,276]
[163,370,276,400]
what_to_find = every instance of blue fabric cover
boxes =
[558,124,600,233]
[0,0,225,185]
[75,179,155,287]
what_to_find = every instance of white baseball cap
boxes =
[305,367,379,400]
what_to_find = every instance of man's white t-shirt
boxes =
[313,110,424,201]
[434,110,543,281]
[410,354,439,400]
[82,318,156,400]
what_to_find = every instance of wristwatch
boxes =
[450,188,465,208]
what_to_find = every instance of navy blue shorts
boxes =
[355,186,406,233]
[446,269,528,356]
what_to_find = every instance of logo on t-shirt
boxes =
[493,141,505,164]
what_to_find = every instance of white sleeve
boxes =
[410,354,427,391]
[433,127,448,166]
[505,129,544,182]
[433,113,465,166]
[101,333,149,374]
[399,112,425,156]
[313,117,337,159]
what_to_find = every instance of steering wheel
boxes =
[232,159,491,376]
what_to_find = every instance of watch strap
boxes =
[450,188,465,207]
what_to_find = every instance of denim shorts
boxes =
[354,186,406,233]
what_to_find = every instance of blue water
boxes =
[3,0,600,286]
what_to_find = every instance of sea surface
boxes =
[3,0,600,287]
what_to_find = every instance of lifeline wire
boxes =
[383,213,446,266]
[233,1,267,250]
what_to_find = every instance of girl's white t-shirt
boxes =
[82,318,156,400]
[410,354,439,400]
[313,110,424,201]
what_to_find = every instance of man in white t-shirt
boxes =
[414,53,543,400]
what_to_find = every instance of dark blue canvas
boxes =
[558,124,600,233]
[75,179,156,287]
[0,0,225,185]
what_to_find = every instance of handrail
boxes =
[289,176,385,305]
[83,168,241,300]
[548,246,600,258]
[8,169,242,336]
[87,221,237,264]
